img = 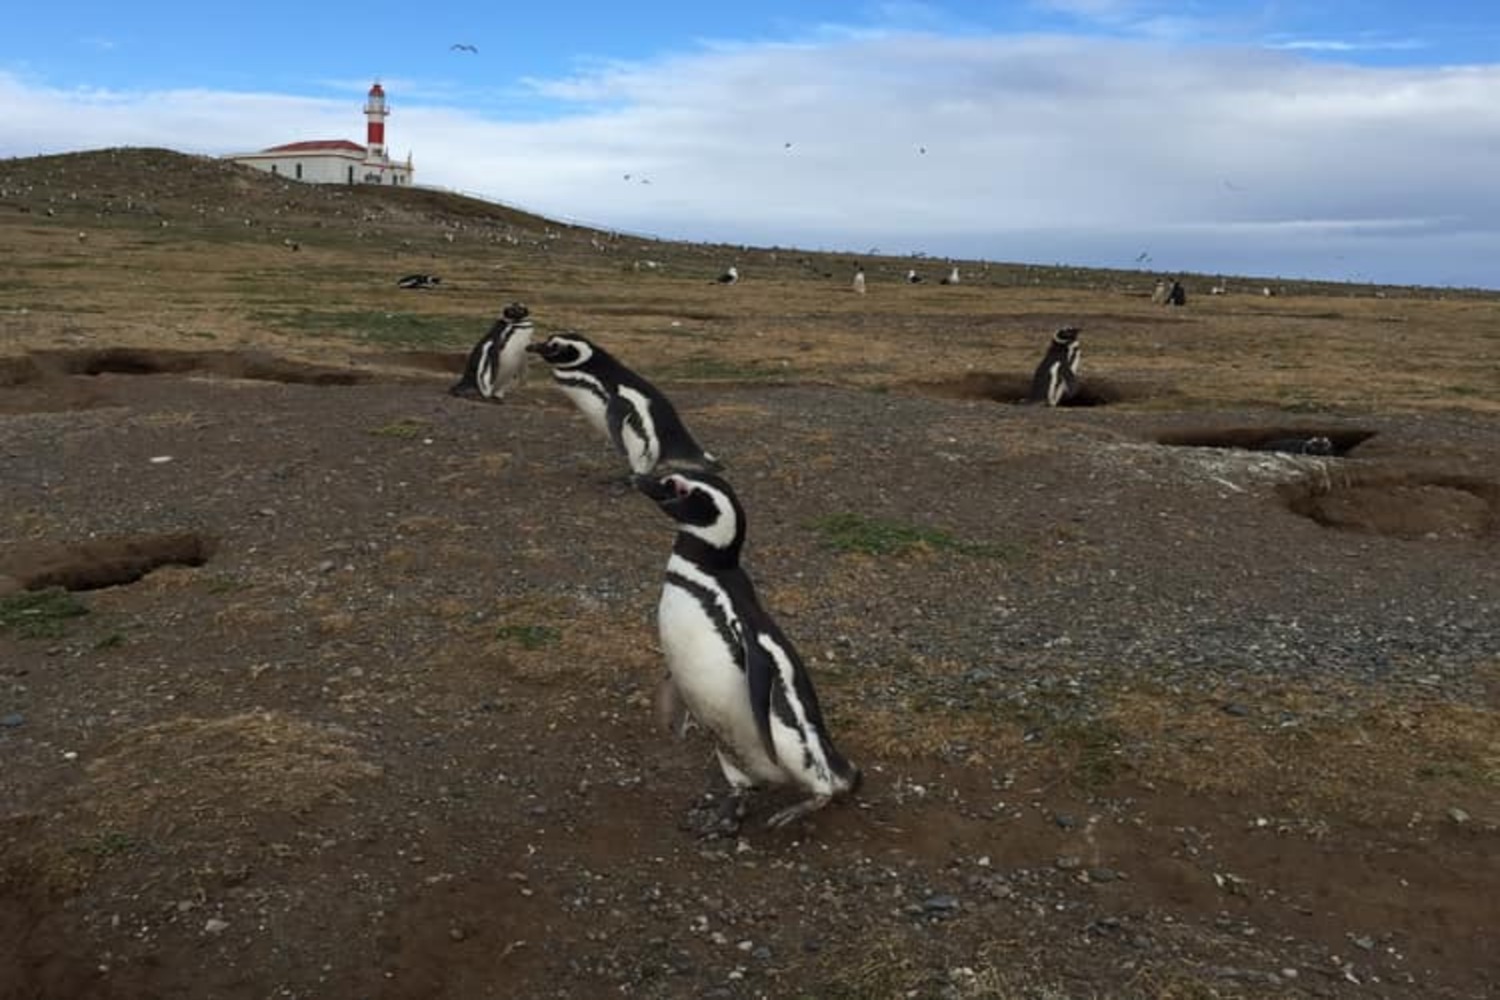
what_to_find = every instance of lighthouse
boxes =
[364,82,388,159]
[222,80,414,187]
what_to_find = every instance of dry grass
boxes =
[1102,679,1500,822]
[79,712,381,835]
[4,150,1497,418]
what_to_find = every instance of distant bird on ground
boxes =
[852,266,866,295]
[1028,327,1083,407]
[527,333,721,477]
[715,265,739,285]
[634,469,860,832]
[449,302,534,402]
[939,265,960,285]
[451,43,478,53]
[905,269,923,284]
[397,273,441,290]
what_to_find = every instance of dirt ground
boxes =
[2,149,1498,1000]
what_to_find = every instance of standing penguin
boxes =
[635,470,860,829]
[715,265,740,285]
[449,302,534,401]
[939,265,960,285]
[527,333,720,476]
[852,266,866,295]
[1028,327,1083,407]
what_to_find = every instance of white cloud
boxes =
[3,30,1499,288]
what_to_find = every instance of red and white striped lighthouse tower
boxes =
[364,82,388,158]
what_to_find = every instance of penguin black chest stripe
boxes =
[664,565,742,666]
[552,369,611,406]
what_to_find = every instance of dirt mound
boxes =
[3,532,214,591]
[80,712,381,835]
[28,347,374,385]
[1280,470,1498,539]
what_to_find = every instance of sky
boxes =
[3,2,1498,289]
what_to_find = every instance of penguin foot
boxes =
[765,794,832,830]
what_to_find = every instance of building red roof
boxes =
[264,139,366,154]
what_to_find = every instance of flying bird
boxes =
[451,43,479,53]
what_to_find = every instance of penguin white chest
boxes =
[552,375,610,437]
[495,327,533,390]
[657,580,780,782]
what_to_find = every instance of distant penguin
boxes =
[527,333,720,476]
[852,267,866,295]
[449,302,534,401]
[1259,435,1335,456]
[1150,279,1170,304]
[716,265,740,285]
[1166,280,1187,306]
[635,470,860,829]
[940,265,960,285]
[1028,327,1083,407]
[905,269,923,284]
[397,273,441,290]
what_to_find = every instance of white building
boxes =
[224,82,414,186]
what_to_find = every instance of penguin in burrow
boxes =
[634,469,861,831]
[526,332,721,476]
[1028,326,1083,407]
[449,301,535,401]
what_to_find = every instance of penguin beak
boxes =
[632,474,680,504]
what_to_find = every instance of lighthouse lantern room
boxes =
[223,82,414,187]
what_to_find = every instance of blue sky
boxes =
[4,1,1499,288]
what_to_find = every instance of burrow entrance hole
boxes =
[1278,473,1497,540]
[14,348,375,386]
[1155,426,1378,457]
[3,532,216,593]
[905,372,1153,407]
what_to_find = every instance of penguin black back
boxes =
[529,333,720,476]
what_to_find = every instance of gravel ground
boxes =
[2,362,1497,999]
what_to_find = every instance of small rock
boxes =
[1222,703,1251,717]
[0,713,24,728]
[203,918,230,934]
[1053,813,1078,830]
[317,560,337,573]
[922,894,960,913]
[1054,855,1084,871]
[1087,867,1120,883]
[1447,807,1471,824]
[449,927,466,942]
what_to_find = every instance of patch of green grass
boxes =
[0,587,88,639]
[77,830,138,858]
[810,513,1012,559]
[495,623,562,649]
[93,631,126,650]
[369,417,430,439]
[250,308,475,347]
[204,573,250,594]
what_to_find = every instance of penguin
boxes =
[715,265,739,285]
[852,266,866,295]
[526,333,721,476]
[397,273,441,289]
[1028,327,1083,407]
[939,265,960,285]
[1258,435,1335,456]
[448,302,534,401]
[635,470,860,829]
[905,269,923,284]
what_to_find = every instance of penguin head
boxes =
[501,301,530,322]
[527,333,596,368]
[635,471,745,554]
[1053,326,1081,345]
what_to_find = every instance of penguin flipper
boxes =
[742,631,780,765]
